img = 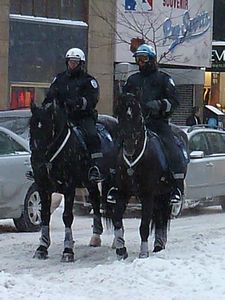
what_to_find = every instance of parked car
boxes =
[0,109,30,140]
[182,124,225,211]
[0,125,41,231]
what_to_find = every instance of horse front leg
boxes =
[113,192,128,260]
[34,190,51,260]
[88,184,102,247]
[61,187,76,263]
[139,195,154,259]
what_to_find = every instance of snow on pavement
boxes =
[0,206,225,300]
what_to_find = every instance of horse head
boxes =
[29,100,67,154]
[117,93,145,156]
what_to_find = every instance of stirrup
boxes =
[170,188,182,204]
[88,165,103,182]
[107,187,118,204]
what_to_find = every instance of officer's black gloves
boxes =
[66,97,87,111]
[145,99,172,116]
[75,97,87,110]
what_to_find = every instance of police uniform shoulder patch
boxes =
[169,78,175,86]
[90,79,98,88]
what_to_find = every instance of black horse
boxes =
[29,101,118,262]
[111,93,187,260]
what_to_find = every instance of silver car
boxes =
[183,125,225,211]
[0,125,41,231]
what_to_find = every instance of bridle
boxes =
[30,103,72,175]
[119,94,148,174]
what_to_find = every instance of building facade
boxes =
[0,0,115,114]
[0,0,220,125]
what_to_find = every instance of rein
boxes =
[49,128,71,162]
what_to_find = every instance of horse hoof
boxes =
[61,248,74,263]
[139,251,149,259]
[89,235,101,247]
[116,247,128,260]
[33,245,48,260]
[153,245,165,253]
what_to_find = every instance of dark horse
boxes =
[111,93,187,259]
[29,101,118,262]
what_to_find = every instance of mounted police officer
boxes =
[121,43,185,204]
[42,47,103,182]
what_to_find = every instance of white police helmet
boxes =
[65,48,85,62]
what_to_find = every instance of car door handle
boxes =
[206,162,214,167]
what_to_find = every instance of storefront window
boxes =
[10,85,49,109]
[204,71,225,113]
[10,87,34,109]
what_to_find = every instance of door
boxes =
[204,131,225,197]
[0,131,31,218]
[186,132,211,200]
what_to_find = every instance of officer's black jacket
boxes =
[43,70,99,121]
[123,69,179,120]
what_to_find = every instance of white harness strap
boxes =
[49,128,71,163]
[123,130,148,168]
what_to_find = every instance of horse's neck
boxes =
[45,123,69,156]
[124,125,146,156]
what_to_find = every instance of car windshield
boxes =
[0,110,31,139]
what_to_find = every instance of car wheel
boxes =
[13,183,41,232]
[171,196,184,218]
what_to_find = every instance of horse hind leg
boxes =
[61,227,75,262]
[88,186,103,247]
[33,225,50,260]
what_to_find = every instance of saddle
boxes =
[72,122,117,156]
[147,126,189,170]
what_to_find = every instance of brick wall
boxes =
[172,84,193,125]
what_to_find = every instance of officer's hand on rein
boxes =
[66,97,87,111]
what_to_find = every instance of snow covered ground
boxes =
[1,206,225,300]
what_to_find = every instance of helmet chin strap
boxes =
[67,61,83,76]
[139,60,157,75]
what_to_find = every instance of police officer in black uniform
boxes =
[122,43,185,204]
[42,47,102,182]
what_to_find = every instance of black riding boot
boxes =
[88,153,103,182]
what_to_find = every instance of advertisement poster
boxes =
[116,0,214,67]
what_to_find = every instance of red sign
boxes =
[162,0,188,9]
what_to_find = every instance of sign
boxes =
[211,45,225,71]
[125,0,153,11]
[115,0,214,67]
